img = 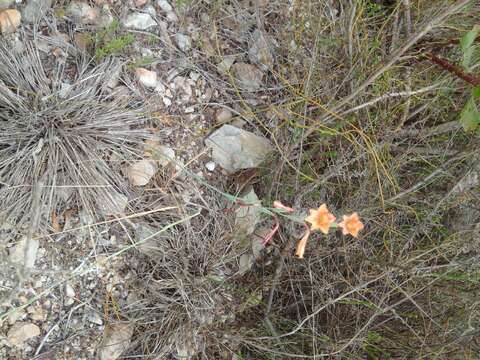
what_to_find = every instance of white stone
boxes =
[123,12,156,30]
[65,283,75,298]
[127,160,157,186]
[162,96,172,107]
[135,68,157,88]
[205,161,216,172]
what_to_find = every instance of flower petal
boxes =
[295,229,310,259]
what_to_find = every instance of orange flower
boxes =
[338,212,364,238]
[295,228,311,259]
[305,204,336,234]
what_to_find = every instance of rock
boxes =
[157,0,173,12]
[7,308,25,325]
[248,29,275,70]
[22,0,52,23]
[215,108,233,123]
[174,33,191,51]
[127,160,157,186]
[66,1,99,24]
[9,235,39,269]
[106,65,122,89]
[7,323,41,347]
[87,311,103,325]
[135,68,157,88]
[0,0,14,10]
[172,76,194,102]
[238,253,253,275]
[166,11,178,22]
[64,297,75,306]
[157,0,177,21]
[123,12,156,30]
[98,323,134,360]
[0,9,21,34]
[65,283,75,298]
[205,124,272,174]
[27,306,45,321]
[235,188,261,235]
[231,63,263,91]
[205,161,216,172]
[217,55,236,74]
[135,0,149,6]
[148,144,175,167]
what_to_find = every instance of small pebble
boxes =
[205,161,216,172]
[135,68,158,88]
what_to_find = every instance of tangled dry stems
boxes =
[0,40,147,229]
[1,1,479,358]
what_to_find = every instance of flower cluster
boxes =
[273,202,364,259]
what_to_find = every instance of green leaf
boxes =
[459,96,480,131]
[460,25,480,70]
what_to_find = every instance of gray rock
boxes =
[7,322,40,347]
[217,55,236,74]
[235,188,261,235]
[248,29,275,70]
[87,311,103,325]
[215,108,233,123]
[9,235,39,269]
[231,63,263,91]
[22,0,52,23]
[157,0,173,12]
[123,12,156,30]
[66,1,98,24]
[205,124,272,173]
[174,33,191,51]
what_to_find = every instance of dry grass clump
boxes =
[122,187,252,358]
[0,39,147,229]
